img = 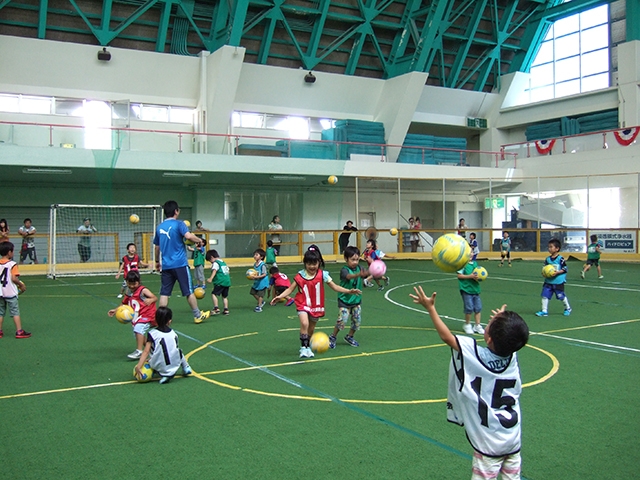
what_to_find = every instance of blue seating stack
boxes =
[398,134,467,165]
[322,120,386,160]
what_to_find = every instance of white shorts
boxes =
[132,321,151,336]
[472,451,521,480]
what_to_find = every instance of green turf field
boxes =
[1,258,638,479]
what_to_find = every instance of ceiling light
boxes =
[162,172,201,178]
[23,168,72,174]
[270,175,306,181]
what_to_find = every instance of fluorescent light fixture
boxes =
[162,172,201,178]
[23,168,72,174]
[270,175,306,181]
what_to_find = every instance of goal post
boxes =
[48,204,163,278]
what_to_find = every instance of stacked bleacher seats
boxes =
[433,136,467,165]
[525,121,562,141]
[322,120,385,160]
[526,110,618,141]
[275,140,337,160]
[236,144,287,157]
[397,134,467,165]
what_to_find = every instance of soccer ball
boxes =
[542,264,557,278]
[115,304,135,324]
[133,363,153,383]
[194,287,205,299]
[129,214,139,224]
[310,332,330,354]
[432,234,472,273]
[183,237,195,246]
[390,228,398,236]
[501,250,507,256]
[328,175,338,185]
[473,266,488,281]
[246,268,258,280]
[369,259,387,278]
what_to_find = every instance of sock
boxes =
[541,298,549,312]
[300,334,310,348]
[192,308,201,317]
[563,298,571,310]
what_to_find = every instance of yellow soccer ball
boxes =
[473,266,488,281]
[246,268,258,280]
[432,234,472,273]
[129,214,140,224]
[390,228,398,236]
[501,250,507,256]
[542,264,557,278]
[183,220,191,229]
[133,363,153,383]
[328,175,338,185]
[115,304,135,324]
[310,332,330,354]
[194,287,205,299]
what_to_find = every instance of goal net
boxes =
[48,204,163,278]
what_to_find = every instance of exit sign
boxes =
[485,197,505,209]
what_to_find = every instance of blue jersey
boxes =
[153,218,189,269]
[544,254,567,285]
[500,237,511,252]
[252,261,270,290]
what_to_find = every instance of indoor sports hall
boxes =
[1,1,639,478]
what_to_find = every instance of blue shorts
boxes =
[460,291,482,314]
[542,283,566,300]
[160,266,193,297]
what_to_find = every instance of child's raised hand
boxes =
[115,273,120,279]
[491,304,507,318]
[409,286,436,309]
[350,288,362,294]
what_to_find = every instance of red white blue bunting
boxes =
[613,127,639,146]
[535,139,556,155]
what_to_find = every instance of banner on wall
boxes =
[591,231,635,253]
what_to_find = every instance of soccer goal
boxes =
[48,204,163,278]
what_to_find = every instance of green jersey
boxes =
[211,259,231,287]
[457,260,481,295]
[337,265,363,307]
[193,246,205,267]
[266,246,277,264]
[587,242,601,260]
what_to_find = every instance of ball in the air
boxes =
[473,266,488,281]
[328,175,338,185]
[246,268,258,280]
[368,259,387,278]
[183,220,191,229]
[133,363,153,382]
[310,332,330,354]
[194,287,205,299]
[432,234,472,273]
[542,264,557,278]
[115,304,135,324]
[390,228,398,236]
[129,214,140,224]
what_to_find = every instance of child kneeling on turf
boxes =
[267,266,294,306]
[135,306,192,384]
[410,286,529,480]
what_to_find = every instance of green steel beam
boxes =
[627,0,640,41]
[228,0,251,46]
[156,0,173,52]
[37,0,48,39]
[306,0,331,58]
[100,0,112,32]
[257,15,277,64]
[531,0,611,22]
[447,0,488,89]
[0,0,13,12]
[410,1,453,73]
[387,0,423,63]
[345,29,368,75]
[208,0,230,50]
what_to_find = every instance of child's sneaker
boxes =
[580,271,585,279]
[329,334,336,349]
[377,285,384,291]
[159,376,172,384]
[260,300,266,308]
[473,324,485,334]
[15,329,31,339]
[598,275,604,279]
[182,365,192,376]
[563,308,572,316]
[285,298,295,307]
[344,335,359,347]
[223,308,230,315]
[535,310,548,317]
[254,306,263,313]
[363,279,374,288]
[299,346,314,358]
[127,349,142,360]
[194,310,211,324]
[385,276,390,286]
[463,323,474,334]
[117,293,123,298]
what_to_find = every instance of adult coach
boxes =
[154,200,211,324]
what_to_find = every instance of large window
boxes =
[526,4,610,103]
[232,111,335,139]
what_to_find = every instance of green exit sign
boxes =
[485,197,505,209]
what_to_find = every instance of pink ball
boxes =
[369,259,387,278]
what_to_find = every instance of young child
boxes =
[329,246,368,348]
[188,244,206,289]
[362,239,392,291]
[499,231,512,267]
[206,249,231,316]
[581,234,604,279]
[457,259,484,335]
[115,243,149,298]
[267,266,294,306]
[410,286,529,480]
[270,246,361,358]
[0,242,30,339]
[469,232,479,262]
[266,240,278,268]
[134,306,192,385]
[108,270,157,360]
[536,237,572,316]
[250,248,269,312]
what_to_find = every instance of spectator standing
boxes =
[18,218,38,264]
[0,219,10,243]
[268,215,283,255]
[77,218,97,263]
[339,220,358,254]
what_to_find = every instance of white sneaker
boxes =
[306,347,314,358]
[473,324,485,334]
[598,275,604,279]
[299,347,314,358]
[117,294,123,298]
[463,323,474,334]
[127,349,142,360]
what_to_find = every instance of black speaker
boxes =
[98,48,111,62]
[304,72,316,84]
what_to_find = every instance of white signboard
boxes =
[591,230,636,253]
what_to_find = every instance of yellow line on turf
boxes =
[521,344,560,388]
[0,380,136,400]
